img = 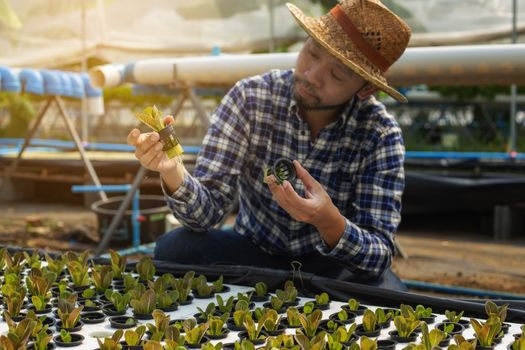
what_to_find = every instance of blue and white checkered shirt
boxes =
[164,69,404,277]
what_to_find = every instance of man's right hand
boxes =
[127,128,175,173]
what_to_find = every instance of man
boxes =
[128,0,411,290]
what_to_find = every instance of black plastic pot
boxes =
[313,301,331,310]
[281,317,301,329]
[132,311,153,320]
[420,314,437,324]
[69,284,90,293]
[178,296,194,305]
[226,319,245,332]
[28,303,52,315]
[237,331,266,345]
[501,323,511,334]
[214,285,231,294]
[42,316,56,328]
[264,324,286,337]
[378,320,392,329]
[27,342,56,350]
[389,330,418,343]
[458,319,471,329]
[102,304,127,316]
[185,337,210,349]
[377,339,397,350]
[319,319,344,333]
[159,303,178,312]
[55,320,83,333]
[191,291,215,299]
[328,311,357,324]
[8,312,28,322]
[438,334,452,347]
[341,305,367,316]
[53,333,84,347]
[262,302,286,314]
[355,324,381,338]
[78,299,103,312]
[206,328,230,340]
[80,311,106,324]
[436,321,465,335]
[250,293,270,302]
[109,316,137,329]
[120,343,144,350]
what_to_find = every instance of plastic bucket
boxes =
[91,194,169,247]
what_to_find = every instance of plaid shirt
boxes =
[164,69,405,277]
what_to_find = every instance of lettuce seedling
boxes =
[449,335,477,350]
[124,325,146,346]
[183,318,209,346]
[194,279,214,297]
[347,336,377,350]
[315,292,330,306]
[337,309,350,322]
[234,339,256,350]
[270,295,284,311]
[136,256,156,281]
[484,300,508,323]
[295,331,326,350]
[275,280,298,304]
[233,309,251,328]
[58,302,83,329]
[403,322,446,350]
[243,314,265,341]
[156,290,179,310]
[265,334,297,350]
[303,301,316,315]
[235,299,250,312]
[64,251,89,267]
[24,310,48,339]
[347,298,360,312]
[23,250,42,269]
[130,289,156,315]
[216,295,234,314]
[286,307,301,327]
[362,309,378,332]
[0,317,36,350]
[164,325,185,349]
[236,291,253,303]
[212,275,226,292]
[143,340,163,350]
[471,317,502,347]
[415,305,433,319]
[26,271,55,299]
[170,271,194,302]
[298,309,323,338]
[66,260,90,287]
[105,290,131,313]
[123,273,139,292]
[82,288,96,299]
[332,324,356,343]
[511,334,525,350]
[109,249,127,279]
[393,315,420,338]
[261,308,282,332]
[59,329,72,343]
[196,302,217,320]
[254,282,268,297]
[32,328,53,350]
[44,253,66,277]
[147,310,171,341]
[207,313,229,336]
[445,310,464,323]
[4,251,26,275]
[5,288,27,317]
[91,264,114,292]
[97,329,123,350]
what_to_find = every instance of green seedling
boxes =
[123,273,139,292]
[315,292,330,306]
[261,308,282,332]
[212,275,226,293]
[471,317,502,347]
[215,295,234,314]
[393,315,420,338]
[202,342,224,350]
[449,335,477,350]
[60,329,72,343]
[196,302,217,320]
[109,249,127,279]
[130,289,156,315]
[136,105,183,159]
[0,317,36,350]
[337,309,350,322]
[164,325,186,350]
[147,310,171,341]
[143,340,164,350]
[375,308,393,324]
[156,289,179,310]
[23,250,42,269]
[105,290,131,312]
[82,288,96,299]
[124,325,146,346]
[57,300,83,329]
[484,300,508,323]
[303,301,316,315]
[91,264,114,292]
[265,334,297,350]
[32,328,53,350]
[194,279,214,297]
[415,305,433,319]
[234,339,256,350]
[347,298,360,312]
[270,295,284,311]
[403,322,445,350]
[275,280,298,304]
[362,309,378,332]
[298,309,323,338]
[254,282,268,297]
[4,251,26,275]
[347,336,377,350]
[24,310,48,339]
[97,329,123,350]
[207,313,229,336]
[183,318,209,346]
[44,253,66,276]
[66,260,90,287]
[64,251,89,267]
[243,314,266,341]
[170,271,194,302]
[233,308,251,328]
[295,331,327,350]
[136,256,156,281]
[445,310,464,323]
[286,307,301,327]
[5,288,27,317]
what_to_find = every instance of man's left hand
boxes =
[264,160,346,247]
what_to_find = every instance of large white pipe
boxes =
[89,44,525,88]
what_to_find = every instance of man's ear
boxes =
[356,83,378,99]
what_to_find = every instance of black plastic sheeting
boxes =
[4,246,525,323]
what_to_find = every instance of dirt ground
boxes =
[0,200,524,296]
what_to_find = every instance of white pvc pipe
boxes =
[89,44,525,88]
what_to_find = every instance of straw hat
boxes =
[287,0,411,103]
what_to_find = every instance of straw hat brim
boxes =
[287,3,407,103]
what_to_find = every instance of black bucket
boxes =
[91,194,169,247]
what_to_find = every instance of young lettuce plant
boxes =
[362,309,378,332]
[66,260,90,288]
[404,322,446,350]
[97,329,123,350]
[445,310,464,323]
[216,295,235,314]
[298,309,323,338]
[314,292,330,308]
[212,275,227,293]
[109,249,127,280]
[302,301,316,315]
[5,287,27,318]
[347,298,361,312]
[414,305,434,319]
[164,325,186,350]
[233,308,252,329]
[182,318,209,346]
[393,315,420,338]
[57,295,84,329]
[261,308,282,333]
[26,270,55,310]
[196,302,217,321]
[234,339,257,350]
[207,313,230,337]
[44,253,66,277]
[511,331,525,350]
[136,256,156,282]
[295,331,327,350]
[254,282,268,298]
[243,314,266,341]
[265,334,298,350]
[270,295,285,311]
[91,264,114,292]
[375,308,393,325]
[4,251,27,275]
[170,271,194,303]
[156,288,179,310]
[32,328,54,350]
[130,289,156,315]
[286,307,301,327]
[449,335,477,350]
[470,317,502,347]
[193,278,214,297]
[124,325,146,347]
[484,300,508,323]
[347,336,377,350]
[147,309,171,341]
[105,289,131,312]
[275,280,298,305]
[123,273,139,292]
[23,250,42,269]
[0,317,36,350]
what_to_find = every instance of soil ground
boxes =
[0,200,524,297]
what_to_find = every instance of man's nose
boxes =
[304,63,325,88]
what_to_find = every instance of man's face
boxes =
[293,38,368,110]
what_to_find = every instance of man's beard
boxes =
[292,75,348,111]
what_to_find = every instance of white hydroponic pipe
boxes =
[89,44,525,88]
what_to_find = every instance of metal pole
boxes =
[81,0,89,142]
[509,0,518,154]
[268,0,275,52]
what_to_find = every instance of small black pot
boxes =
[191,291,215,299]
[264,324,286,337]
[319,319,344,333]
[436,321,464,335]
[283,298,300,307]
[55,320,83,333]
[8,312,28,322]
[109,316,137,329]
[328,311,357,325]
[214,285,231,294]
[377,339,397,350]
[120,343,144,350]
[420,314,437,324]
[355,324,381,338]
[378,320,392,329]
[251,293,270,303]
[237,331,266,345]
[226,319,245,332]
[80,311,106,324]
[389,330,417,343]
[341,305,367,316]
[27,343,56,350]
[185,337,210,349]
[178,295,194,305]
[28,304,53,315]
[132,311,153,320]
[313,302,331,310]
[501,323,511,334]
[475,345,495,350]
[69,284,90,293]
[159,303,178,312]
[102,304,126,316]
[51,286,72,297]
[281,317,301,329]
[438,334,452,347]
[42,316,56,328]
[458,319,471,329]
[262,302,286,314]
[53,333,84,347]
[206,328,230,340]
[78,299,103,312]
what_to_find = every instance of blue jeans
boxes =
[154,226,407,291]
